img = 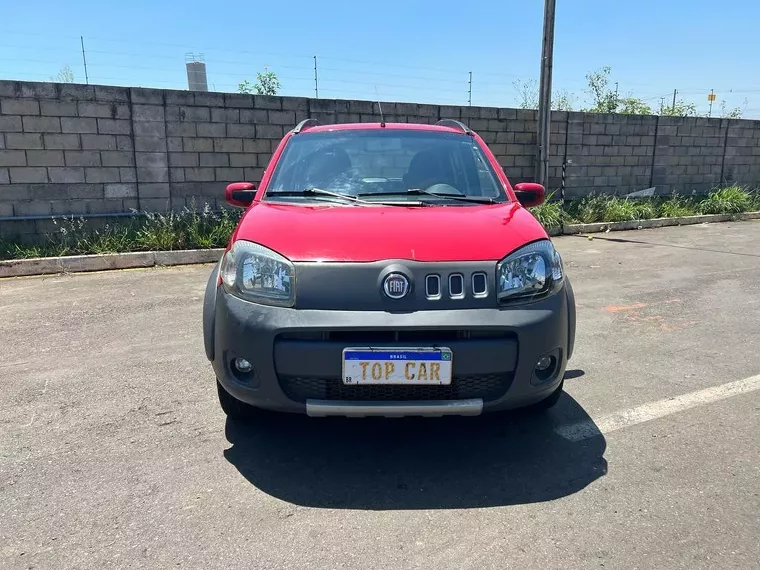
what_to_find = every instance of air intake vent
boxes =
[425,274,441,299]
[472,272,488,297]
[449,274,464,299]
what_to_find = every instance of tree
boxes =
[659,98,697,117]
[618,97,652,115]
[51,65,75,83]
[513,78,575,111]
[238,80,255,94]
[584,66,619,113]
[583,66,659,115]
[239,69,281,96]
[552,89,576,111]
[512,78,539,109]
[719,98,746,119]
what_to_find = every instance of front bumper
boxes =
[205,266,576,416]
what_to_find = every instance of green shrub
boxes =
[52,216,140,255]
[567,195,656,223]
[566,195,608,223]
[658,195,699,218]
[136,211,183,251]
[602,198,639,222]
[0,204,243,261]
[699,185,753,214]
[2,189,759,262]
[0,241,58,260]
[529,193,566,230]
[748,190,760,211]
[630,200,658,220]
[183,203,241,249]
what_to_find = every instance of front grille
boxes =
[277,329,510,343]
[279,373,512,403]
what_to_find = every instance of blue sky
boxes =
[2,0,759,117]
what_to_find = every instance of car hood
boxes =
[232,201,548,262]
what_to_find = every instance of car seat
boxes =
[304,147,352,190]
[403,149,456,190]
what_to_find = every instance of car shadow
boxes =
[223,392,607,510]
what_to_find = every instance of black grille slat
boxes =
[278,329,510,342]
[279,373,512,403]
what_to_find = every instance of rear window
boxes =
[265,129,505,199]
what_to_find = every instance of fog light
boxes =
[536,355,553,371]
[234,357,253,373]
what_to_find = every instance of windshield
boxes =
[264,129,507,204]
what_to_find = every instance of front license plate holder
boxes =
[342,347,453,386]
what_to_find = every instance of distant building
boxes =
[186,53,208,91]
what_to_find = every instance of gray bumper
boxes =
[204,265,576,415]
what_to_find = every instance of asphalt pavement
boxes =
[1,221,759,570]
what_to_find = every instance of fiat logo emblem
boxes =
[383,273,409,299]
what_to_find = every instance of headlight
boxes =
[220,240,295,307]
[497,240,563,302]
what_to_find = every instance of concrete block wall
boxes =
[0,83,140,224]
[724,120,760,186]
[562,113,657,197]
[2,79,760,240]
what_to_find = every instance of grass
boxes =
[0,204,242,261]
[538,185,758,227]
[657,195,699,218]
[1,186,758,261]
[697,185,754,214]
[529,192,567,231]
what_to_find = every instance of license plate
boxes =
[342,347,453,385]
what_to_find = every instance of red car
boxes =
[203,119,576,421]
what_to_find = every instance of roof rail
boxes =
[293,118,321,134]
[436,119,473,135]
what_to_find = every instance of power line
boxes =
[1,34,759,117]
[2,40,760,98]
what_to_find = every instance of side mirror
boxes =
[225,182,256,208]
[513,182,546,208]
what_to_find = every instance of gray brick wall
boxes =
[561,113,658,197]
[2,79,760,240]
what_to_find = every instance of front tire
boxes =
[216,380,260,422]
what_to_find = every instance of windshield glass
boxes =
[264,129,507,204]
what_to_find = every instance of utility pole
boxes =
[615,81,619,97]
[536,0,556,187]
[708,89,715,117]
[671,88,677,114]
[80,36,89,85]
[313,56,319,98]
[468,71,472,106]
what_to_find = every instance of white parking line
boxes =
[556,373,760,442]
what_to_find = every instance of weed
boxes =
[746,189,760,211]
[566,195,608,223]
[183,203,241,249]
[630,200,658,220]
[603,198,640,222]
[567,195,654,223]
[1,187,758,262]
[136,211,183,251]
[529,193,566,230]
[0,203,242,261]
[658,195,699,218]
[699,185,754,215]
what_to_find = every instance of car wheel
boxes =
[527,380,564,413]
[216,380,259,422]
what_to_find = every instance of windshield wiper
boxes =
[266,188,373,205]
[358,189,500,204]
